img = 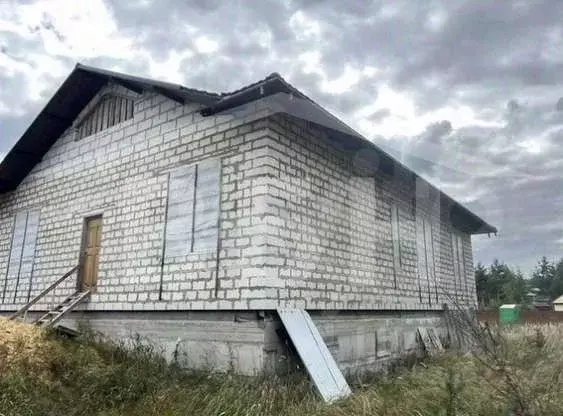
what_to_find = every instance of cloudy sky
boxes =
[1,0,562,274]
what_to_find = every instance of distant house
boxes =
[553,295,563,312]
[0,64,496,375]
[534,302,553,312]
[525,288,552,311]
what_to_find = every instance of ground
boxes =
[1,317,563,416]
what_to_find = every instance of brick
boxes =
[0,86,476,314]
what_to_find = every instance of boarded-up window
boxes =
[76,94,134,140]
[164,159,221,258]
[416,218,426,302]
[452,232,466,295]
[416,216,437,305]
[458,236,466,293]
[193,159,221,251]
[390,205,401,288]
[2,210,40,304]
[165,166,196,258]
[423,219,437,304]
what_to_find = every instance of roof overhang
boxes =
[0,64,220,194]
[0,65,497,235]
[201,90,497,235]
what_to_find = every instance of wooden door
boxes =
[81,217,102,290]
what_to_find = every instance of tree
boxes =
[549,259,563,299]
[476,256,563,307]
[475,263,489,307]
[502,271,528,306]
[530,256,556,299]
[475,260,529,308]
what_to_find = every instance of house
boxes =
[553,295,563,312]
[0,64,496,375]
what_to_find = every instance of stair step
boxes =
[7,266,80,322]
[32,290,91,329]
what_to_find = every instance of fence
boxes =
[478,309,563,324]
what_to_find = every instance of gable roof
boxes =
[0,64,220,195]
[553,295,563,304]
[0,64,497,235]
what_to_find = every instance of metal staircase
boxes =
[9,265,90,329]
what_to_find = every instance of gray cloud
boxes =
[385,95,563,272]
[367,108,391,123]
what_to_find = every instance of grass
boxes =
[1,319,563,416]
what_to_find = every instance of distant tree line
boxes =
[475,256,563,308]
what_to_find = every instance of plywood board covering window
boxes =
[76,94,134,140]
[164,159,221,258]
[390,204,401,288]
[416,216,437,305]
[1,210,40,304]
[423,219,437,304]
[452,232,466,296]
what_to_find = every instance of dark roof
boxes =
[0,64,497,235]
[201,72,309,116]
[200,76,498,235]
[0,64,220,194]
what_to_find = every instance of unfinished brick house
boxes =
[0,64,496,375]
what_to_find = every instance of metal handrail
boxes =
[8,265,80,320]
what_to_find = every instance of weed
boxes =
[1,321,562,415]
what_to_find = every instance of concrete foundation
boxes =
[266,310,447,376]
[310,311,447,375]
[4,310,449,376]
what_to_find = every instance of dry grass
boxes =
[0,317,66,376]
[481,323,563,415]
[0,320,562,416]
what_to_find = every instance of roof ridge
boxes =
[76,63,222,99]
[219,72,285,98]
[77,64,292,101]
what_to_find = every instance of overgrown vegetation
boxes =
[1,317,563,415]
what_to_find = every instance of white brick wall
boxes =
[0,84,275,311]
[245,115,477,311]
[0,85,476,312]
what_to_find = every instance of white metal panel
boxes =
[277,308,352,403]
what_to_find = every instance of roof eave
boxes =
[0,64,221,194]
[200,82,498,236]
